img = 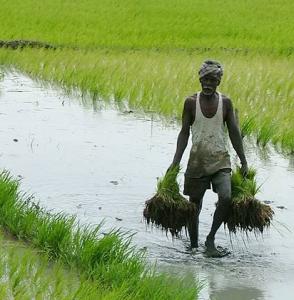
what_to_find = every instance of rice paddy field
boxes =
[0,1,294,299]
[0,0,294,152]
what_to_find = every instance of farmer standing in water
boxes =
[170,60,248,257]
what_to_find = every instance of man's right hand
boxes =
[166,162,179,174]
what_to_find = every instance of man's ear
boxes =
[217,79,221,86]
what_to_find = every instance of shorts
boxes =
[183,169,231,197]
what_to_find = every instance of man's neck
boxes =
[200,91,217,101]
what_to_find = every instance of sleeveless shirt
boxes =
[185,92,231,178]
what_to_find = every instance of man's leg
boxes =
[188,189,206,248]
[205,171,231,252]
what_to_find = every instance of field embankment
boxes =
[0,171,199,299]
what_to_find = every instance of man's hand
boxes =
[240,162,248,177]
[166,162,179,174]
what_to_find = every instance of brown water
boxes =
[0,72,294,300]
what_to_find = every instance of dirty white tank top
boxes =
[185,92,231,178]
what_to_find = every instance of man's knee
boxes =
[189,196,203,213]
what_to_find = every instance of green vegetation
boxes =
[1,0,293,54]
[145,167,274,236]
[0,171,198,299]
[1,48,293,152]
[0,1,293,152]
[226,168,274,234]
[144,165,195,236]
[0,232,110,299]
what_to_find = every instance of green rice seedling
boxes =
[1,47,293,153]
[0,1,294,54]
[34,212,75,260]
[225,167,274,234]
[0,170,200,299]
[240,115,257,138]
[144,165,196,237]
[144,166,274,238]
[256,121,277,148]
[0,232,107,299]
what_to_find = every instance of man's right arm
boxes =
[171,98,193,166]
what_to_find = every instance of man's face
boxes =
[199,75,220,96]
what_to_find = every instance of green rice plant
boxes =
[0,47,293,153]
[0,170,200,299]
[145,166,274,237]
[0,1,294,54]
[144,165,196,237]
[226,167,274,234]
[0,232,107,299]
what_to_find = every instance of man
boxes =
[170,60,248,257]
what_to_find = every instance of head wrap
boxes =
[199,60,223,80]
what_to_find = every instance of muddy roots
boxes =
[225,167,274,234]
[143,194,196,237]
[143,166,195,237]
[226,197,274,234]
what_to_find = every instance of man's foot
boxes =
[185,244,198,254]
[205,238,230,258]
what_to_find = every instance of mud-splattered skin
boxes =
[171,73,248,256]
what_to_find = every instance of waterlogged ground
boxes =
[0,72,294,300]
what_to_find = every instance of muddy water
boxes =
[0,72,294,300]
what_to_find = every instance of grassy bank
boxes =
[0,171,198,299]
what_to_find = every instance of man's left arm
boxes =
[225,97,248,176]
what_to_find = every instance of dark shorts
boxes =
[184,169,231,197]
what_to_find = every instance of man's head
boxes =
[199,60,223,96]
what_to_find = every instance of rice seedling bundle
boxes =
[144,166,274,237]
[226,168,274,234]
[143,165,196,237]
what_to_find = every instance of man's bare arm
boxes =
[171,99,193,166]
[225,98,248,173]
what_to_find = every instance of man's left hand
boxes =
[240,162,248,177]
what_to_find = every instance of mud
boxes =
[0,40,56,50]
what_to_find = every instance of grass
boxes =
[0,232,111,299]
[0,170,199,299]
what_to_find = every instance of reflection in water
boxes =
[0,71,294,300]
[210,286,264,300]
[288,156,294,172]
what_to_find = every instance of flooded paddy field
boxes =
[0,72,294,300]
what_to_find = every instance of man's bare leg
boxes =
[205,200,230,249]
[205,171,231,256]
[188,189,206,248]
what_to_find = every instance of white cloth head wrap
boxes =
[199,60,223,79]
